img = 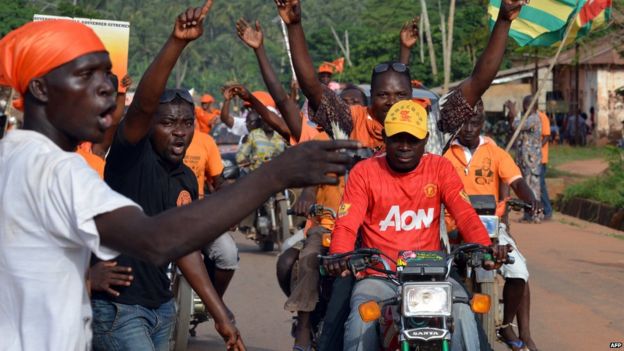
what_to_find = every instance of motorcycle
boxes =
[169,267,208,351]
[284,204,337,349]
[462,195,531,347]
[320,244,510,351]
[222,154,295,251]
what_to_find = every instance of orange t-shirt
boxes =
[443,137,522,203]
[349,105,384,150]
[195,106,220,134]
[289,112,321,145]
[76,142,105,179]
[183,133,224,198]
[309,132,345,231]
[539,111,550,164]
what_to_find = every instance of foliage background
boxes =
[1,0,623,97]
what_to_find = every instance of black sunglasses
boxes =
[159,89,194,104]
[373,62,408,74]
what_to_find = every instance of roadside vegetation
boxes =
[562,146,624,208]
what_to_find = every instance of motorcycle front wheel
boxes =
[171,275,192,351]
[479,276,504,347]
[276,198,291,250]
[258,239,274,252]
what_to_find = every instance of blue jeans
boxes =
[91,299,176,351]
[540,164,553,217]
[343,278,480,351]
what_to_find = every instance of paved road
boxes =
[188,212,624,350]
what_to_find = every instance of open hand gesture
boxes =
[499,0,528,22]
[173,0,213,42]
[236,18,263,49]
[273,140,361,188]
[274,0,301,25]
[120,74,133,90]
[400,17,419,49]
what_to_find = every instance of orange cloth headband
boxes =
[0,20,106,100]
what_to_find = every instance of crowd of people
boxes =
[0,0,552,351]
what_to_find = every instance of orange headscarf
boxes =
[0,20,106,108]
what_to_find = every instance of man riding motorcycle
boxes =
[323,101,509,351]
[443,111,542,351]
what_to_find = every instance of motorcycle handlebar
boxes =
[507,198,532,211]
[287,204,337,219]
[320,244,514,277]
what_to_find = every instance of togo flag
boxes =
[488,0,612,47]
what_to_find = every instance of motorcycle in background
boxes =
[463,195,530,347]
[169,267,208,351]
[222,155,295,251]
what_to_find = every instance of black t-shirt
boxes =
[92,123,198,308]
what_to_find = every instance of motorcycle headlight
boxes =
[402,283,452,317]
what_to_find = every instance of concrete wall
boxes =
[482,83,532,112]
[553,65,624,140]
[596,68,624,140]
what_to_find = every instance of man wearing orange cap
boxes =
[317,63,333,86]
[0,1,360,350]
[195,93,220,133]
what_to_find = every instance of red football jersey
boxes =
[330,153,491,271]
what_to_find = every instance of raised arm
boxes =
[274,0,323,111]
[399,17,419,65]
[93,74,133,158]
[220,87,236,128]
[459,0,525,107]
[236,18,303,141]
[231,84,290,140]
[96,140,360,266]
[122,1,213,144]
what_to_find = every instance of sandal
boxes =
[497,323,529,351]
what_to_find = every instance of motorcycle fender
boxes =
[403,327,449,341]
[474,267,496,283]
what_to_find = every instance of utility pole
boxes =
[419,0,438,79]
[575,43,581,145]
[444,0,456,92]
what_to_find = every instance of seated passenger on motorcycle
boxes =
[235,112,286,174]
[324,101,509,351]
[444,111,542,351]
[235,113,287,237]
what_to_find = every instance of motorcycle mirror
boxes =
[358,300,381,322]
[470,293,491,314]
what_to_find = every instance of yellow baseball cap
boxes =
[384,100,428,139]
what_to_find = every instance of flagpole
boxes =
[280,18,297,82]
[505,13,578,152]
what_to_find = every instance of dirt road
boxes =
[188,212,624,350]
[556,158,608,177]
